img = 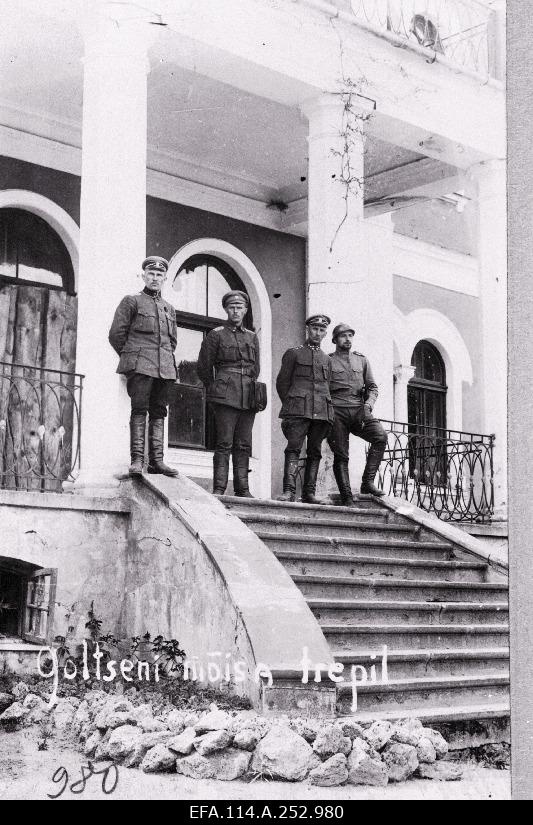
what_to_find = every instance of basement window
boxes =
[0,559,57,646]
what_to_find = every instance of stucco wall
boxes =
[393,200,474,256]
[393,275,483,433]
[0,158,307,495]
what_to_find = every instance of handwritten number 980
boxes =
[48,762,119,799]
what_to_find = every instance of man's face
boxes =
[307,323,327,346]
[336,331,354,351]
[142,267,167,292]
[225,301,247,326]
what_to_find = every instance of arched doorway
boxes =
[408,340,447,482]
[167,254,253,451]
[0,205,78,491]
[165,240,272,499]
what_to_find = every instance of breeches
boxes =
[211,404,256,456]
[126,373,172,420]
[328,406,387,464]
[281,418,331,461]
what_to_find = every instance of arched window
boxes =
[0,208,75,294]
[407,340,447,482]
[167,255,253,450]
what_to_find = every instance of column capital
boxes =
[79,0,159,68]
[394,364,416,384]
[300,93,375,138]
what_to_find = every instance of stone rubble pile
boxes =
[0,682,463,785]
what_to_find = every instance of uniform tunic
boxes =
[108,289,178,380]
[276,344,334,422]
[329,350,378,410]
[327,349,386,466]
[197,324,260,411]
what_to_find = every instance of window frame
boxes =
[22,567,57,646]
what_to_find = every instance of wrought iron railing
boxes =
[331,0,494,78]
[0,361,83,492]
[375,419,494,522]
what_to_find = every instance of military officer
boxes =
[276,314,334,504]
[327,323,387,504]
[108,256,179,477]
[197,290,260,497]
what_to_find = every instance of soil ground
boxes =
[0,730,510,801]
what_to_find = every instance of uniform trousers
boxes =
[281,418,331,460]
[211,404,256,457]
[327,405,387,463]
[126,373,172,420]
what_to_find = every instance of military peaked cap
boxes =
[142,256,169,272]
[222,290,249,308]
[306,313,331,328]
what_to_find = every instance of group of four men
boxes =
[109,256,387,505]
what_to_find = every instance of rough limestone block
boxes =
[420,728,449,759]
[168,727,197,755]
[0,701,29,728]
[338,720,365,741]
[313,725,352,758]
[84,729,104,757]
[107,724,143,761]
[310,754,349,787]
[194,709,232,734]
[382,742,419,782]
[251,726,315,782]
[233,729,260,751]
[194,729,232,756]
[416,737,437,764]
[364,720,395,752]
[347,749,389,787]
[391,718,424,747]
[141,744,176,773]
[177,749,252,781]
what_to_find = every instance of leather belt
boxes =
[217,366,254,375]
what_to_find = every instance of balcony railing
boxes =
[331,0,494,78]
[375,419,494,522]
[0,362,83,492]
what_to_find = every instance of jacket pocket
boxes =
[286,389,307,416]
[294,364,312,377]
[133,311,156,334]
[210,373,230,399]
[118,347,140,373]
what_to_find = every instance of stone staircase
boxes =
[220,494,509,734]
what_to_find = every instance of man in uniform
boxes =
[276,314,334,504]
[197,290,260,497]
[327,323,387,504]
[108,256,179,477]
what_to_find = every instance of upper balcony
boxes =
[326,0,504,81]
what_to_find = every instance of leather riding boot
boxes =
[232,450,254,498]
[360,443,386,497]
[333,462,356,507]
[129,413,147,476]
[277,453,300,502]
[302,458,327,505]
[213,453,229,495]
[147,419,179,476]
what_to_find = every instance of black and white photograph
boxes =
[1,0,528,803]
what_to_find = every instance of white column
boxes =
[301,93,394,418]
[302,93,395,495]
[393,365,416,423]
[74,2,155,488]
[469,159,507,518]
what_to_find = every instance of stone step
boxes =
[307,598,509,625]
[219,495,386,519]
[260,534,455,562]
[293,574,508,602]
[336,674,510,715]
[235,514,430,542]
[332,647,510,680]
[321,622,509,650]
[275,551,488,582]
[260,531,455,559]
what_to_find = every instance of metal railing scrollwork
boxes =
[375,419,494,522]
[0,361,83,492]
